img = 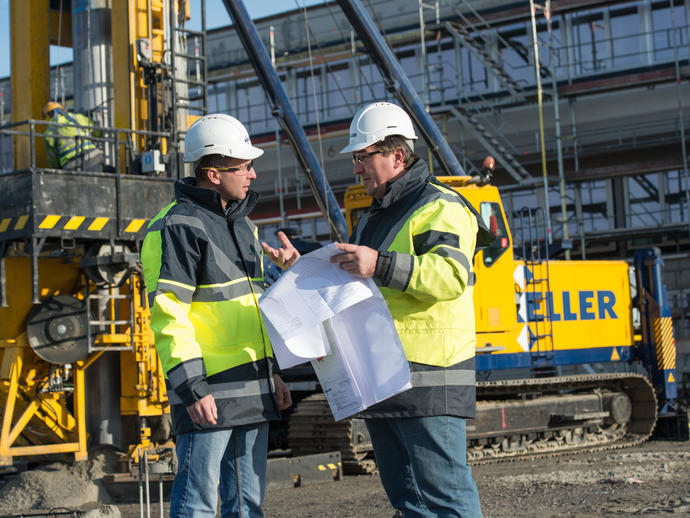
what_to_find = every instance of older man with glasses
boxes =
[266,102,493,517]
[332,102,492,517]
[141,113,291,518]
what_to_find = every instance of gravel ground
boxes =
[264,440,690,518]
[1,440,688,517]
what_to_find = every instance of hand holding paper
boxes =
[259,243,411,420]
[330,242,379,278]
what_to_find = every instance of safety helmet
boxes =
[340,102,418,154]
[42,101,64,118]
[183,113,264,163]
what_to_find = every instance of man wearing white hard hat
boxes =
[330,102,490,517]
[141,114,291,518]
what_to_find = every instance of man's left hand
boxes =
[273,374,292,411]
[262,231,300,269]
[331,243,378,278]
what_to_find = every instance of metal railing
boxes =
[508,174,690,250]
[0,118,178,177]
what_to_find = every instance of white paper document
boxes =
[259,243,411,420]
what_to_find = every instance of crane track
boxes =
[288,394,377,474]
[288,372,657,473]
[468,372,657,464]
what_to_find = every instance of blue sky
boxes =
[0,0,326,80]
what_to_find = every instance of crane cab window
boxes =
[479,202,509,267]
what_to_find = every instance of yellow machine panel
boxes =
[542,260,633,350]
[0,257,82,340]
[118,276,169,417]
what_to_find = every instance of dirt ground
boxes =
[1,439,688,517]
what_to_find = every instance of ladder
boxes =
[86,275,136,353]
[169,23,209,148]
[440,104,531,183]
[445,0,528,96]
[516,206,555,367]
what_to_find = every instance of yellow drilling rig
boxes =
[0,0,203,466]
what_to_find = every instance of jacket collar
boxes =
[375,158,430,209]
[175,177,258,220]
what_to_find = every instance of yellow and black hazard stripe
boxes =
[0,215,30,233]
[317,461,342,471]
[654,316,676,370]
[0,215,149,235]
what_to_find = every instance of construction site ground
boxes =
[0,439,688,517]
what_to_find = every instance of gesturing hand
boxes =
[330,243,378,278]
[262,231,300,269]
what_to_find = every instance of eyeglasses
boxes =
[201,160,254,175]
[352,150,382,165]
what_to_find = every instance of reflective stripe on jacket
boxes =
[352,159,492,419]
[43,111,99,168]
[141,177,279,434]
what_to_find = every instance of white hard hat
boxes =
[340,102,418,154]
[183,113,264,163]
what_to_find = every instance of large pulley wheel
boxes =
[82,242,134,286]
[27,295,90,364]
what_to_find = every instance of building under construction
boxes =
[0,0,688,479]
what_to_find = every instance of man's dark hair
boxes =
[194,154,229,181]
[377,135,418,169]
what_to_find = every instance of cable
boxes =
[296,1,327,172]
[294,0,332,234]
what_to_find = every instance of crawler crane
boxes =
[287,175,685,470]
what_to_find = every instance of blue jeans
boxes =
[170,422,269,518]
[366,416,482,518]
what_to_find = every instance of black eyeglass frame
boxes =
[351,150,382,165]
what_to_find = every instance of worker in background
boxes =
[141,113,291,518]
[266,102,493,517]
[42,101,104,171]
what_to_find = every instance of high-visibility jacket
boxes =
[141,177,279,435]
[351,159,494,419]
[43,110,100,168]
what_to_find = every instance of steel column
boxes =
[10,0,51,170]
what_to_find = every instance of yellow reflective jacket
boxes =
[351,159,493,418]
[43,110,100,168]
[141,178,279,434]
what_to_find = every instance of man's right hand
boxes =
[186,394,218,425]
